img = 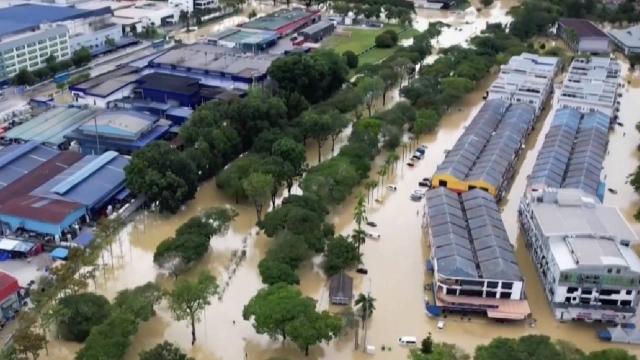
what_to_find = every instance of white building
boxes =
[168,0,193,13]
[609,25,640,56]
[519,188,640,323]
[557,57,621,120]
[168,0,219,12]
[487,53,559,115]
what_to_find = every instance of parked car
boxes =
[399,336,418,345]
[356,267,368,275]
[418,177,431,187]
[366,231,381,239]
[410,189,425,201]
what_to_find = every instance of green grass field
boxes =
[323,25,419,66]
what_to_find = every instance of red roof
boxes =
[0,272,19,301]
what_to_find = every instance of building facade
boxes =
[487,53,559,115]
[557,18,611,54]
[519,188,640,323]
[557,57,620,120]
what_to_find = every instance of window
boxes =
[621,300,632,306]
[582,288,592,295]
[49,36,57,42]
[607,268,612,274]
[564,297,572,304]
[446,288,457,296]
[499,292,511,299]
[39,46,47,52]
[501,282,513,290]
[627,289,633,295]
[616,269,621,274]
[38,39,46,45]
[600,289,620,296]
[3,49,13,55]
[485,291,497,298]
[27,42,36,48]
[486,281,499,289]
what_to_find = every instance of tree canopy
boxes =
[56,293,111,342]
[139,341,194,360]
[168,271,218,345]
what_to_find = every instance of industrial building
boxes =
[0,272,21,322]
[70,66,140,107]
[0,142,129,238]
[298,20,335,43]
[240,8,321,37]
[556,18,611,54]
[487,53,559,115]
[148,44,279,89]
[425,187,530,320]
[519,188,640,323]
[64,111,170,155]
[3,107,99,149]
[76,1,179,35]
[108,99,194,125]
[528,108,609,202]
[608,25,640,55]
[557,57,621,120]
[431,100,537,200]
[0,3,122,83]
[208,28,278,52]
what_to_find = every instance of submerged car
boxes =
[410,189,425,201]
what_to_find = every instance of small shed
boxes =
[50,247,69,261]
[329,271,353,305]
[0,272,21,320]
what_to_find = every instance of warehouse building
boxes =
[3,107,99,149]
[425,187,530,320]
[431,100,537,199]
[208,28,278,52]
[240,8,320,37]
[557,57,620,120]
[608,25,640,55]
[0,4,122,83]
[70,66,141,108]
[487,53,559,115]
[0,141,59,191]
[556,18,611,54]
[147,44,279,89]
[64,111,170,155]
[519,188,640,323]
[298,20,335,43]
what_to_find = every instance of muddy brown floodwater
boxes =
[41,1,640,359]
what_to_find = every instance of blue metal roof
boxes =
[50,247,69,261]
[0,4,111,37]
[73,228,95,248]
[0,141,59,190]
[31,151,129,210]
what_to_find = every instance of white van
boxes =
[398,336,417,346]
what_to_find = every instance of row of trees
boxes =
[408,334,636,360]
[12,47,92,86]
[331,0,415,25]
[153,207,238,278]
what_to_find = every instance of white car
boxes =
[437,320,445,329]
[399,336,417,345]
[410,189,425,201]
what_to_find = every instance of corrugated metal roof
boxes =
[465,103,536,189]
[426,188,522,281]
[5,107,98,147]
[0,141,59,190]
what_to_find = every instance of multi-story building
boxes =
[168,0,218,12]
[0,4,121,83]
[557,56,620,120]
[487,53,559,115]
[519,188,640,323]
[425,187,530,320]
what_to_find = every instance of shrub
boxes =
[375,32,395,48]
[342,50,359,69]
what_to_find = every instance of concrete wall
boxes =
[579,37,611,54]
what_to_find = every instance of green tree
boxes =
[414,109,440,135]
[258,258,300,285]
[75,310,138,360]
[272,138,306,194]
[216,154,262,203]
[352,194,367,253]
[409,342,469,360]
[113,282,163,321]
[375,32,395,48]
[56,293,111,342]
[243,283,316,344]
[139,341,194,360]
[379,66,400,106]
[354,293,375,329]
[301,110,334,163]
[168,272,218,345]
[586,349,636,360]
[480,0,494,7]
[357,76,385,117]
[71,47,92,67]
[286,310,342,356]
[243,172,274,221]
[323,235,361,275]
[342,50,358,69]
[13,322,47,360]
[12,68,37,86]
[125,141,198,213]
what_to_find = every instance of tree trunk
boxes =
[367,104,372,117]
[287,179,294,194]
[271,192,277,209]
[317,141,323,163]
[382,91,387,106]
[305,345,310,356]
[191,314,197,345]
[255,203,263,222]
[354,325,359,350]
[331,136,336,153]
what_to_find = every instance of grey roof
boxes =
[562,111,609,196]
[466,103,535,189]
[5,107,99,147]
[609,25,640,51]
[426,187,522,281]
[0,4,110,38]
[30,151,129,209]
[528,108,581,189]
[329,271,353,302]
[70,66,140,97]
[434,99,508,180]
[0,141,59,190]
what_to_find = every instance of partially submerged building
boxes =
[425,187,530,320]
[0,142,128,238]
[608,25,640,56]
[487,53,559,115]
[556,18,610,54]
[431,100,536,200]
[519,188,640,323]
[329,271,353,306]
[557,57,621,120]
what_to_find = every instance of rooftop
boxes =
[529,189,637,244]
[0,141,60,191]
[550,235,640,272]
[559,18,608,39]
[240,8,317,31]
[136,72,200,96]
[150,44,279,77]
[70,66,140,97]
[0,4,111,37]
[76,111,157,140]
[209,28,278,45]
[609,25,640,49]
[5,107,99,147]
[0,272,19,301]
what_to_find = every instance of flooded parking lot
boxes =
[39,1,640,358]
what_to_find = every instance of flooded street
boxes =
[40,1,640,359]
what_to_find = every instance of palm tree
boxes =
[355,292,376,353]
[377,164,389,190]
[386,152,399,176]
[364,180,377,204]
[351,228,367,254]
[353,194,368,253]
